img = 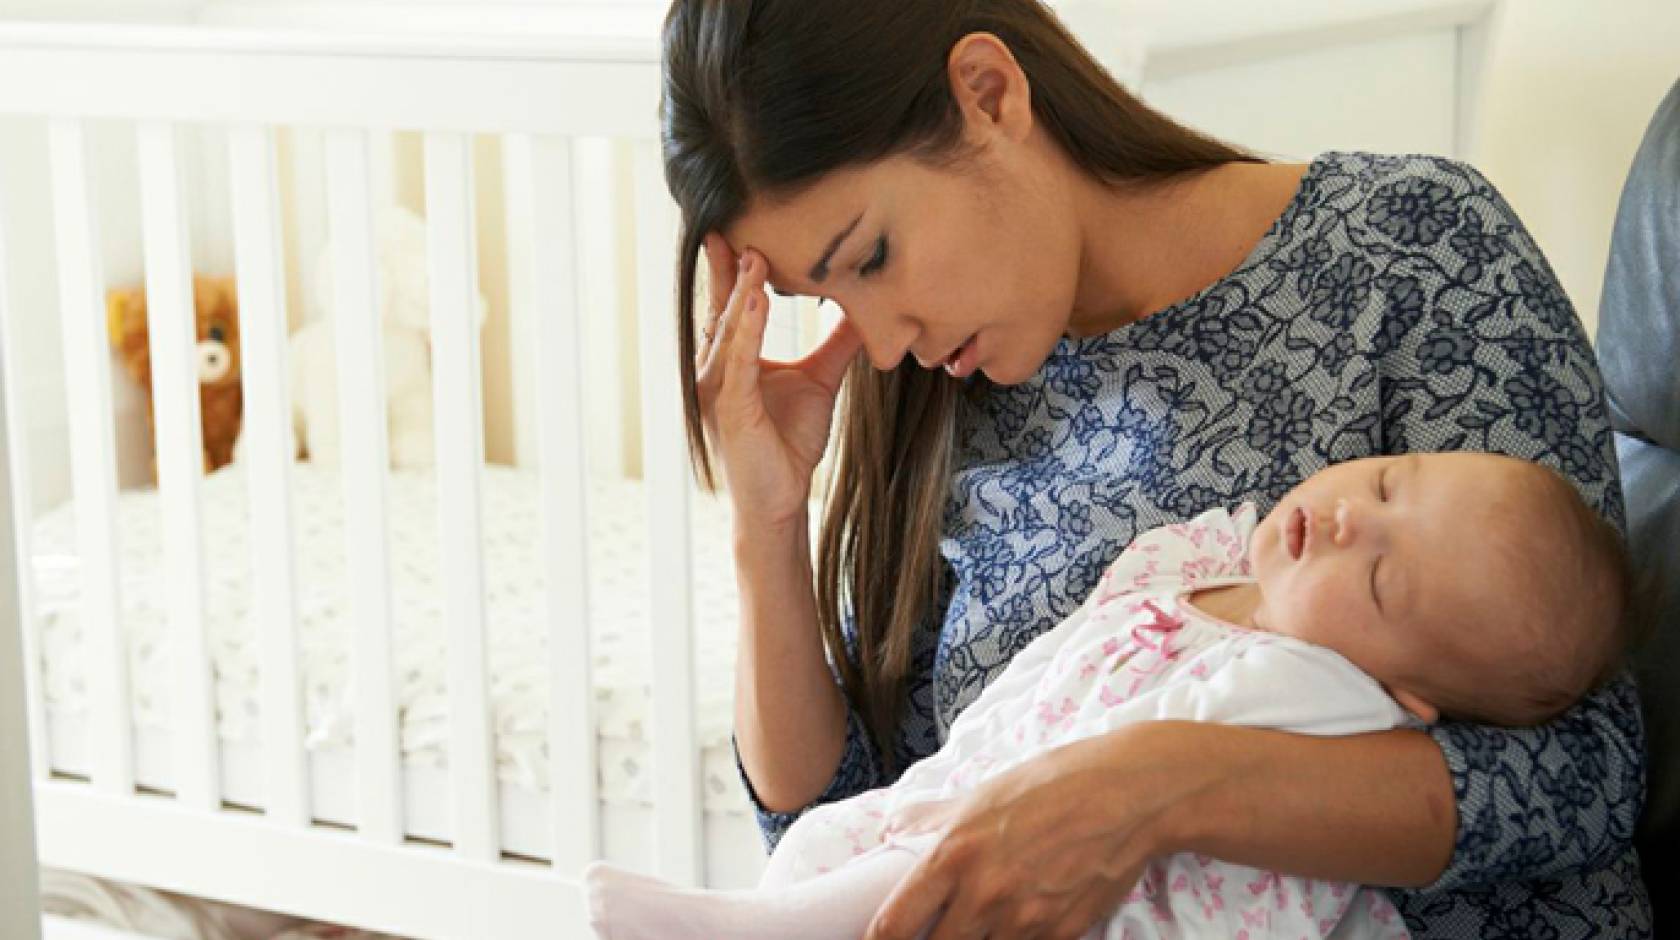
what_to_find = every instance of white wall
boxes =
[1471,0,1680,339]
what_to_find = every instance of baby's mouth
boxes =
[1286,506,1307,560]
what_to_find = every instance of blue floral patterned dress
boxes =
[733,151,1651,938]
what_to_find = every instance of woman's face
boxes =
[723,148,1082,386]
[720,30,1089,386]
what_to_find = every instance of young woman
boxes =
[659,1,1650,937]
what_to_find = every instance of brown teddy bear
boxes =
[106,274,244,475]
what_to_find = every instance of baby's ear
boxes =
[1390,687,1439,724]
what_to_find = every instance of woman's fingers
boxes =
[698,248,769,415]
[923,885,987,940]
[711,250,766,360]
[694,233,736,372]
[722,273,770,393]
[1053,876,1138,940]
[697,247,762,375]
[702,232,738,328]
[864,846,959,940]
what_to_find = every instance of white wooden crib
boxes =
[0,20,795,939]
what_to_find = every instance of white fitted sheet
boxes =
[31,462,766,841]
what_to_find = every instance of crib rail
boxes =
[0,21,716,934]
[0,24,660,136]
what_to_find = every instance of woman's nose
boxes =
[859,317,920,371]
[863,333,913,371]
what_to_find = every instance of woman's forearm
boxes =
[1146,722,1456,887]
[731,512,850,814]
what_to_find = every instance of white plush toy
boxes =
[282,206,486,468]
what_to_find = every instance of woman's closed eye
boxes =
[766,237,884,302]
[859,235,888,278]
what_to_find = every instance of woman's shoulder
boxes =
[1307,151,1530,252]
[1310,150,1491,195]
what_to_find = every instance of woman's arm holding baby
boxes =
[1160,723,1455,885]
[862,722,1452,940]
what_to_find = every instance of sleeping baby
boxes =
[582,451,1630,940]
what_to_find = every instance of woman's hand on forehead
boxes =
[691,230,862,529]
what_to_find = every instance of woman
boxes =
[660,1,1650,937]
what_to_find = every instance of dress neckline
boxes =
[1052,151,1331,360]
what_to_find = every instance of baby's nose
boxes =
[1332,498,1356,547]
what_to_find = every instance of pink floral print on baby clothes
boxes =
[769,505,1412,937]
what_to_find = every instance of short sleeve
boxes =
[731,703,884,853]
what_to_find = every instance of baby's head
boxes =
[1249,452,1629,727]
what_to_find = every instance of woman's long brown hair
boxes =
[660,0,1255,775]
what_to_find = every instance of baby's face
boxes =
[1249,453,1528,721]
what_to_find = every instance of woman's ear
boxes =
[946,32,1033,145]
[1389,686,1440,724]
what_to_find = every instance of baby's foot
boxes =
[583,861,716,940]
[586,843,923,940]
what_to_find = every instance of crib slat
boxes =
[632,141,701,884]
[323,129,402,845]
[0,301,40,940]
[48,119,134,797]
[228,124,309,827]
[137,122,218,811]
[422,132,498,863]
[0,170,49,783]
[505,133,600,871]
[511,139,623,480]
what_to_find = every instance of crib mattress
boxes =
[30,462,762,825]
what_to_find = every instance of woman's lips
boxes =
[944,333,979,378]
[1286,506,1307,560]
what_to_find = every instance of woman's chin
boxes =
[980,361,1026,386]
[979,346,1048,386]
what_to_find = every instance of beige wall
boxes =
[1471,0,1680,340]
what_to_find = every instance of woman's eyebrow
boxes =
[809,212,863,283]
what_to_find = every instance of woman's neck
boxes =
[1064,159,1307,339]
